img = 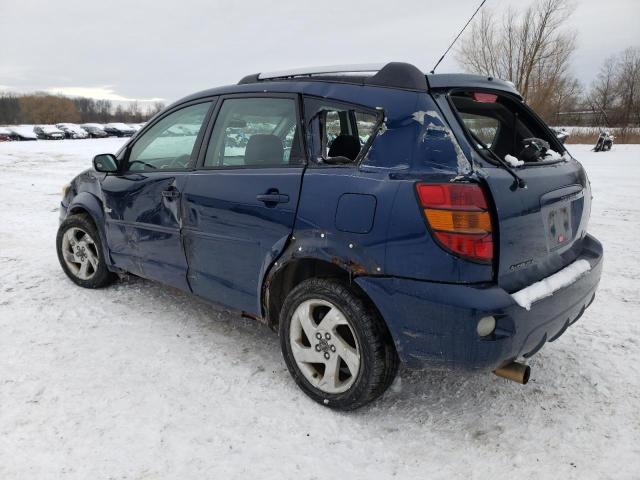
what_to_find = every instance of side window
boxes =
[204,97,303,168]
[459,112,500,147]
[127,102,211,171]
[355,111,379,146]
[304,98,381,163]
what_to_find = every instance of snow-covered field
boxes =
[1,139,639,479]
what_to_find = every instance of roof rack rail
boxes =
[238,62,428,91]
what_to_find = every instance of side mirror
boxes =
[93,153,118,173]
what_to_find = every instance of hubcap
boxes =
[61,227,99,280]
[289,299,361,394]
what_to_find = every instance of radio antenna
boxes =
[430,0,488,74]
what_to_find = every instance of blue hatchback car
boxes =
[57,63,603,409]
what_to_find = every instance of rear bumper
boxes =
[356,234,603,370]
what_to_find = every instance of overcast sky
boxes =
[0,0,638,104]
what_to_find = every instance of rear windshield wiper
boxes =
[470,132,526,189]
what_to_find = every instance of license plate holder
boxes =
[546,204,572,250]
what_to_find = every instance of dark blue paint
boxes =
[335,194,376,234]
[356,234,602,369]
[100,172,191,290]
[60,73,603,370]
[182,167,304,314]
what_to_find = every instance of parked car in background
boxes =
[0,127,18,141]
[103,123,135,137]
[80,123,109,138]
[56,123,89,139]
[8,125,38,140]
[34,125,65,140]
[128,123,145,132]
[56,62,603,410]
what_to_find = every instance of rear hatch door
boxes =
[443,90,591,292]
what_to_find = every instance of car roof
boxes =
[173,62,522,108]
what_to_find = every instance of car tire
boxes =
[279,278,398,410]
[56,213,117,289]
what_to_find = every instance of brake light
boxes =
[472,92,498,103]
[416,183,494,263]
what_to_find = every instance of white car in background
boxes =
[8,125,38,140]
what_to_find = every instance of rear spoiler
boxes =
[426,73,522,98]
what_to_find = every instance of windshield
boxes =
[450,91,564,164]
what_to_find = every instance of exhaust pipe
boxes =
[493,362,530,384]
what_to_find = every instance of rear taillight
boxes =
[416,183,494,263]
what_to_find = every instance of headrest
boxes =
[328,134,361,161]
[244,134,284,165]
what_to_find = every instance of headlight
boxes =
[62,183,71,197]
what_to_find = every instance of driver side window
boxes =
[127,102,211,171]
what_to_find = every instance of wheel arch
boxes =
[66,192,115,269]
[262,255,386,332]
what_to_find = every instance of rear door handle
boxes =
[161,188,180,199]
[256,192,289,204]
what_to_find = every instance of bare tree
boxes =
[96,99,113,123]
[589,55,617,119]
[616,47,640,126]
[127,101,141,122]
[456,0,578,120]
[587,47,640,128]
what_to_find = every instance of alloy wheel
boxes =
[289,299,361,394]
[60,227,99,280]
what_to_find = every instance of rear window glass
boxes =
[458,112,499,147]
[450,91,561,163]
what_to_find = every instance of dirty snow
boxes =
[512,259,592,310]
[504,153,524,167]
[1,140,639,479]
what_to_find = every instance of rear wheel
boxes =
[279,278,398,410]
[56,214,117,288]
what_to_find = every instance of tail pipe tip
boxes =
[493,362,531,385]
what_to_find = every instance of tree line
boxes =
[456,0,639,128]
[0,93,165,125]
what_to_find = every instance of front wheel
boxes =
[279,278,398,410]
[56,214,117,288]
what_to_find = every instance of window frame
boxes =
[302,95,384,168]
[118,97,218,175]
[195,92,307,171]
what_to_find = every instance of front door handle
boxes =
[256,192,289,204]
[161,188,180,200]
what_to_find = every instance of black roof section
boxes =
[238,62,521,97]
[238,62,429,91]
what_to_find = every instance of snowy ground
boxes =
[1,139,639,479]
